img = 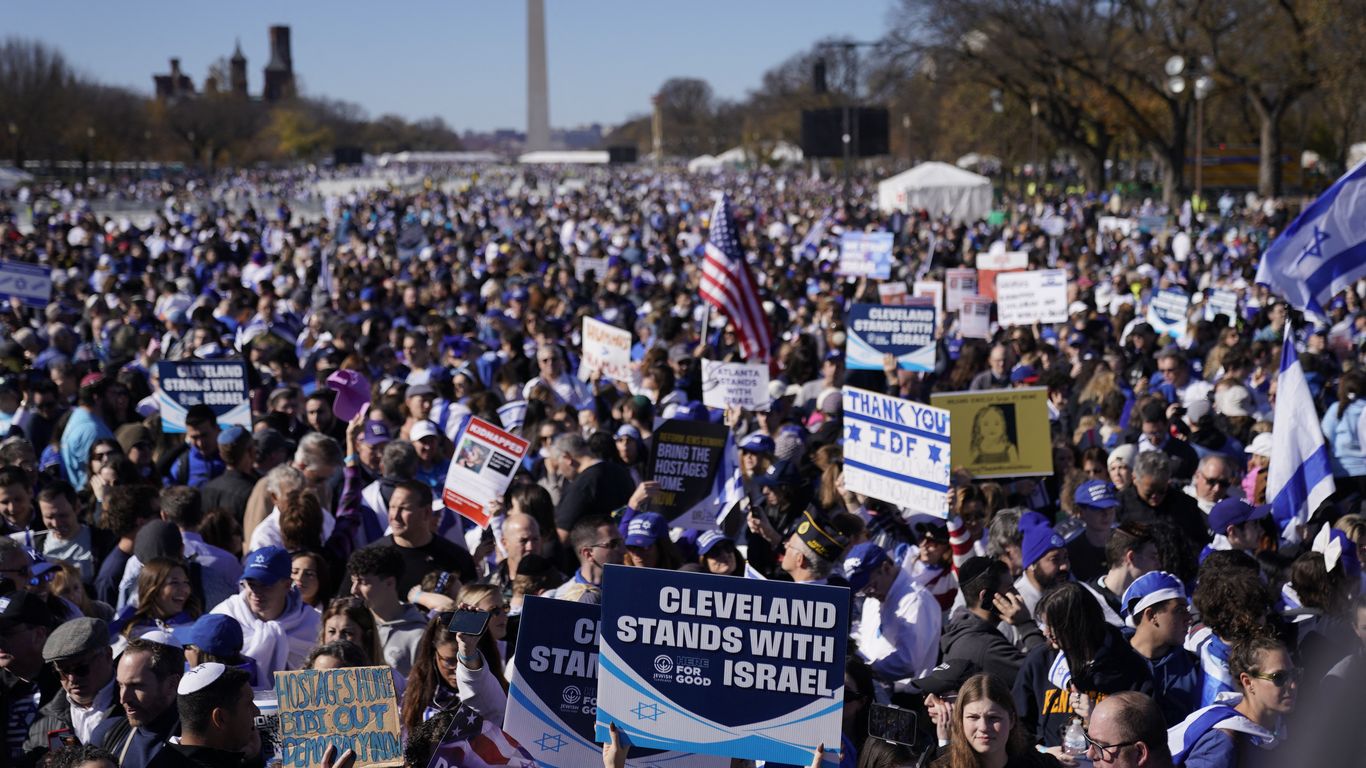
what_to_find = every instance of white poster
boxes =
[878,281,910,306]
[960,296,993,340]
[580,316,632,381]
[841,386,951,516]
[995,270,1069,327]
[946,268,978,312]
[700,359,770,411]
[913,280,943,313]
[976,250,1029,271]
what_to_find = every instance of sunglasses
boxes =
[1200,475,1231,488]
[1248,668,1299,687]
[54,659,92,678]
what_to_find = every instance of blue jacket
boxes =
[1321,399,1366,478]
[1144,645,1202,726]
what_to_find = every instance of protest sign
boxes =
[1147,289,1191,338]
[837,232,895,280]
[575,256,611,282]
[845,302,937,372]
[930,388,1053,478]
[273,666,402,768]
[648,419,730,530]
[976,249,1029,272]
[595,566,849,765]
[0,261,51,309]
[945,268,978,312]
[701,360,769,411]
[1204,289,1238,322]
[841,386,951,516]
[877,281,909,306]
[960,296,993,340]
[154,361,251,433]
[505,596,724,768]
[581,317,632,382]
[1098,216,1135,236]
[443,417,529,526]
[913,280,943,313]
[995,269,1068,326]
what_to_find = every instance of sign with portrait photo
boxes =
[930,388,1053,478]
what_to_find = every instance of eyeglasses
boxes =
[53,659,93,679]
[1158,366,1178,375]
[1248,668,1300,687]
[591,538,624,550]
[1083,730,1141,763]
[1199,474,1231,488]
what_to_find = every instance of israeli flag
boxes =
[796,209,831,262]
[1267,321,1335,542]
[1255,160,1366,317]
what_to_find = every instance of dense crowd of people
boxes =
[0,162,1363,768]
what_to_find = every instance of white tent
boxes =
[876,161,993,223]
[687,154,722,174]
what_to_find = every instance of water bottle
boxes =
[1063,716,1088,757]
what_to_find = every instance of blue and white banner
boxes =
[837,232,895,280]
[845,302,936,372]
[1204,289,1238,322]
[1146,289,1191,338]
[841,386,951,516]
[154,361,251,433]
[1255,160,1366,318]
[506,596,722,768]
[595,566,848,765]
[1268,322,1335,542]
[0,261,51,309]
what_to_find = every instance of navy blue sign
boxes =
[154,361,251,433]
[505,596,721,768]
[595,565,849,764]
[845,301,937,372]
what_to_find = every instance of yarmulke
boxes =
[178,662,227,695]
[139,629,183,648]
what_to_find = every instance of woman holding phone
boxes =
[399,605,510,732]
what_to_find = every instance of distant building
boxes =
[152,58,195,100]
[230,40,248,97]
[263,25,295,102]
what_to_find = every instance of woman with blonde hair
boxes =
[457,583,510,687]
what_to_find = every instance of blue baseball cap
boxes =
[1021,524,1066,571]
[737,433,775,455]
[1074,480,1120,510]
[624,513,668,548]
[182,614,244,657]
[1121,571,1187,625]
[241,546,292,585]
[697,530,734,557]
[1208,499,1266,533]
[842,542,889,593]
[362,420,392,446]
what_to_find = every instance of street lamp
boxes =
[1165,55,1214,200]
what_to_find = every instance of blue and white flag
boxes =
[1267,322,1335,542]
[1255,160,1366,317]
[797,209,831,262]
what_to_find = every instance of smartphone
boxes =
[448,609,491,636]
[46,728,76,752]
[868,703,918,748]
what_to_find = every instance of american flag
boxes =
[426,704,538,767]
[700,195,772,362]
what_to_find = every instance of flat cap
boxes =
[43,617,110,662]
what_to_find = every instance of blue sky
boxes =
[9,1,892,133]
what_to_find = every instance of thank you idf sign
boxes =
[595,566,848,764]
[505,597,724,768]
[841,386,951,516]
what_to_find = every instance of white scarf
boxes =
[212,590,321,689]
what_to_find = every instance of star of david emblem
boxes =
[535,733,566,753]
[631,702,663,721]
[1291,225,1330,269]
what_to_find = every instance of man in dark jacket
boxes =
[147,664,260,768]
[1120,450,1210,549]
[941,557,1046,685]
[0,590,60,766]
[200,426,258,519]
[24,618,117,760]
[90,638,182,767]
